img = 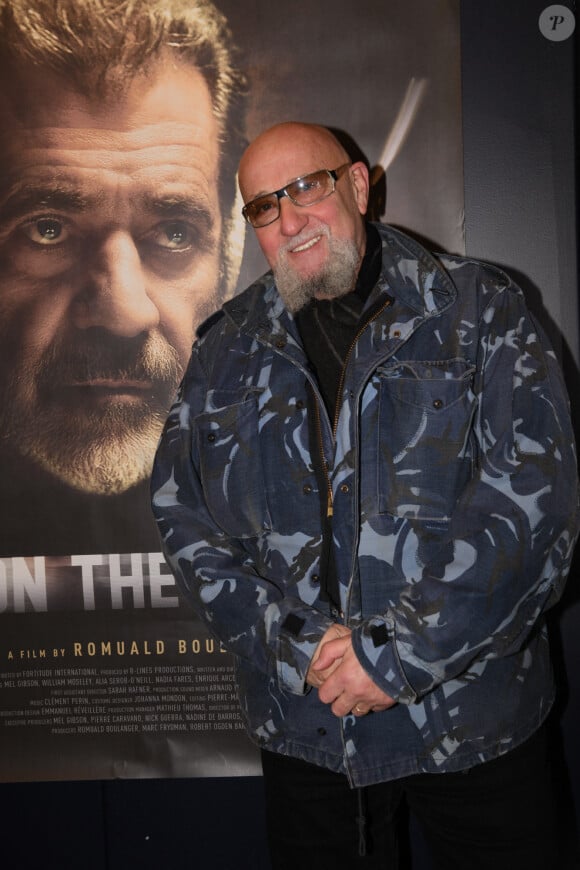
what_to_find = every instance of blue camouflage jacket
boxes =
[152,223,579,787]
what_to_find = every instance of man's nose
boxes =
[278,196,309,237]
[73,231,159,336]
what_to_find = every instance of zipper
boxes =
[311,397,334,518]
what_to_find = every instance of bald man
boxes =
[153,122,579,869]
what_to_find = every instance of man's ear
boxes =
[349,161,370,215]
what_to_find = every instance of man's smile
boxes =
[290,234,324,254]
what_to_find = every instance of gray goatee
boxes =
[273,232,361,314]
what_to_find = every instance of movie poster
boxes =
[0,0,463,781]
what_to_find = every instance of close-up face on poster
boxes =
[0,0,462,782]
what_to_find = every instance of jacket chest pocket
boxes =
[376,359,477,521]
[195,390,273,538]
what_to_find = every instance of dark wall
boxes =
[461,6,579,868]
[1,3,577,868]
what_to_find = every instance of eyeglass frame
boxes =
[241,163,352,228]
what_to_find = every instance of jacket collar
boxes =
[373,223,456,316]
[222,222,457,339]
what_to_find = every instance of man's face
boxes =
[0,60,223,494]
[239,126,368,308]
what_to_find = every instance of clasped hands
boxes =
[306,624,395,718]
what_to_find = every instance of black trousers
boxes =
[261,724,559,870]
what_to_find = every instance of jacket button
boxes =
[433,399,443,409]
[275,338,286,349]
[317,727,327,736]
[296,399,305,410]
[340,484,350,494]
[311,574,320,584]
[207,433,216,442]
[303,484,313,494]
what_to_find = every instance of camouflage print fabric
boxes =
[152,223,579,788]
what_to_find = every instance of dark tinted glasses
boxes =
[242,164,351,228]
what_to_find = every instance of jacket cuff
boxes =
[351,616,418,705]
[275,608,334,695]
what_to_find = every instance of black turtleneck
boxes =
[295,223,382,420]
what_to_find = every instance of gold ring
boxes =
[354,704,365,714]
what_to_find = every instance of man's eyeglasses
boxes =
[242,164,351,228]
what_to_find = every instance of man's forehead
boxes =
[240,128,343,199]
[0,139,222,219]
[0,123,219,169]
[0,61,223,207]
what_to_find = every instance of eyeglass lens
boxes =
[244,169,336,228]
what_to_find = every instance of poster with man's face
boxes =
[0,0,463,781]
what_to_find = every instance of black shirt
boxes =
[295,223,382,421]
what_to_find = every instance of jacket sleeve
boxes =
[351,280,580,703]
[151,345,334,696]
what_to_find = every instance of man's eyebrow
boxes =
[0,185,90,224]
[143,195,217,231]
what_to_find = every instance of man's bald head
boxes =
[239,123,352,200]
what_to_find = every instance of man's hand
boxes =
[306,624,351,688]
[314,634,396,717]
